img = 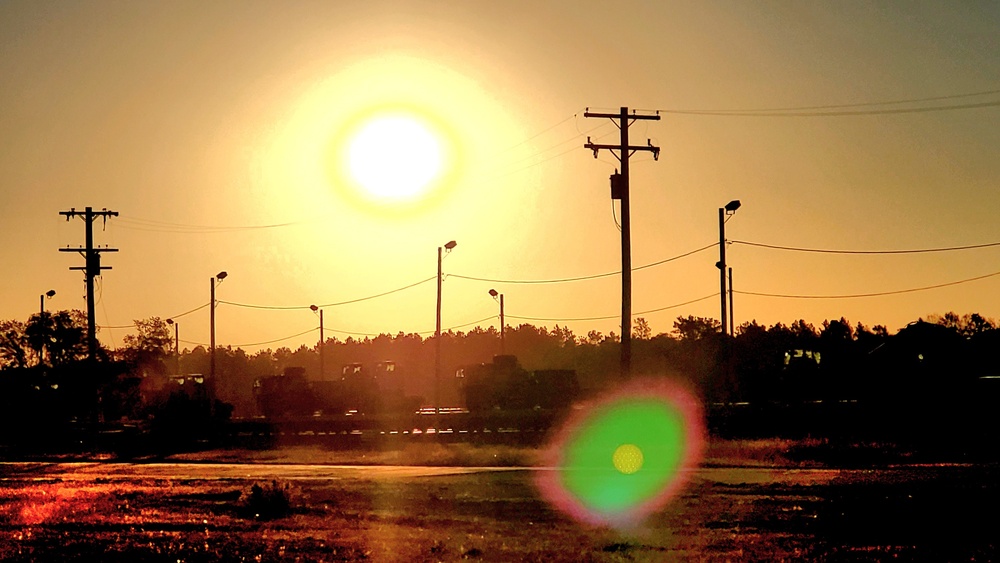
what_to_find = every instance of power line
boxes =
[731,239,1000,255]
[174,326,320,348]
[114,216,306,233]
[486,122,615,180]
[651,88,1000,115]
[418,315,499,336]
[217,276,437,310]
[169,302,211,319]
[660,100,1000,117]
[497,111,582,154]
[450,243,714,285]
[231,327,319,348]
[506,293,716,323]
[98,302,210,330]
[736,269,1000,299]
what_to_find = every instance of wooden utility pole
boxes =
[584,107,660,379]
[59,207,118,360]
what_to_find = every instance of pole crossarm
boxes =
[584,139,661,160]
[584,110,661,120]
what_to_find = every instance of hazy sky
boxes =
[2,1,999,353]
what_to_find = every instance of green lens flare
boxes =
[560,399,686,515]
[535,379,704,527]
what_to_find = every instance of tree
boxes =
[632,317,652,340]
[122,317,172,355]
[1,310,89,369]
[120,317,172,374]
[962,313,995,337]
[580,330,604,346]
[672,316,720,341]
[0,319,30,369]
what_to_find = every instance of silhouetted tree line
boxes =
[1,310,998,453]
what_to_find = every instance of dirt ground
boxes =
[1,444,997,563]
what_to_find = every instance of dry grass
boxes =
[3,460,995,561]
[165,442,543,467]
[165,437,827,469]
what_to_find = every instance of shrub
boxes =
[241,480,296,520]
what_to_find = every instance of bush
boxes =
[240,480,296,520]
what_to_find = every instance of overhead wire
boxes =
[660,100,1000,117]
[449,242,715,284]
[486,123,616,180]
[497,110,583,154]
[506,293,717,323]
[114,215,307,233]
[731,239,1000,255]
[652,88,1000,115]
[736,269,1000,300]
[98,302,210,330]
[217,276,437,310]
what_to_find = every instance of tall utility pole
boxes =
[311,305,325,379]
[435,240,457,415]
[718,207,727,336]
[210,272,227,381]
[319,309,324,379]
[489,289,505,356]
[728,267,735,336]
[584,107,660,379]
[717,200,740,337]
[59,207,118,360]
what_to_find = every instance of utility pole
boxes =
[717,200,741,337]
[728,267,734,336]
[59,207,118,361]
[719,207,727,336]
[435,240,457,416]
[489,289,505,356]
[318,309,324,379]
[584,107,660,379]
[209,272,227,381]
[311,305,325,379]
[499,293,505,355]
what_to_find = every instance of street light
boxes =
[435,240,457,415]
[489,289,505,356]
[310,305,325,379]
[166,318,179,374]
[210,271,227,380]
[718,200,740,336]
[40,289,56,315]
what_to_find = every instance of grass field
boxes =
[1,438,997,561]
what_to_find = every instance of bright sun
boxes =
[346,113,444,201]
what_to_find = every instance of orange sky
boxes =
[2,1,999,353]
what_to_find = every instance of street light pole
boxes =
[311,305,325,379]
[718,207,727,336]
[728,267,735,336]
[718,200,740,336]
[435,240,457,415]
[40,289,55,315]
[210,271,227,380]
[166,318,179,374]
[489,289,505,356]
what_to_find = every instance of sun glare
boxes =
[346,113,444,201]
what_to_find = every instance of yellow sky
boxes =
[2,1,999,352]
